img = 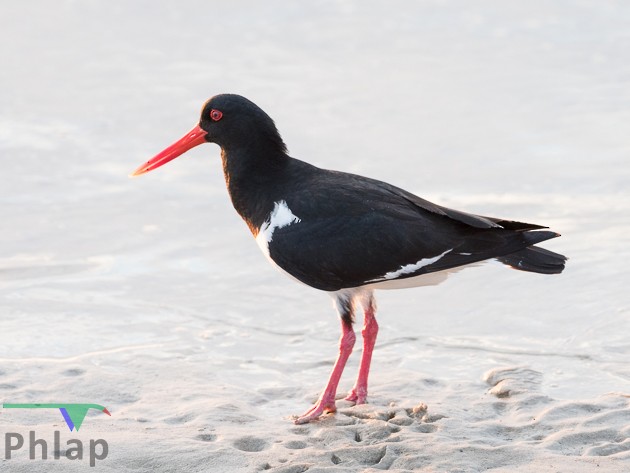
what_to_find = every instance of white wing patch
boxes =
[369,248,453,282]
[255,200,301,258]
[365,262,483,290]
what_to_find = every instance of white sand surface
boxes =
[1,1,629,471]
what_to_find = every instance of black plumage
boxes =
[257,161,564,291]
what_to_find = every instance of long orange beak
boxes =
[130,125,207,177]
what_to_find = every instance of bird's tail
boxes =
[497,245,567,275]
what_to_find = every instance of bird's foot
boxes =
[344,387,367,405]
[293,399,336,424]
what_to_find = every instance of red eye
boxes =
[210,109,223,121]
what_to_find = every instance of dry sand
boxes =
[1,1,629,471]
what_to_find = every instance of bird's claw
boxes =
[293,399,336,424]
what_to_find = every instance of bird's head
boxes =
[131,94,286,177]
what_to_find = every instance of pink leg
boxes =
[345,303,378,404]
[294,320,356,424]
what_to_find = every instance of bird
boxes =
[131,94,566,424]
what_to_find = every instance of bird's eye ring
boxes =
[210,109,223,121]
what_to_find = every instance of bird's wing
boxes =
[383,178,547,231]
[266,170,555,291]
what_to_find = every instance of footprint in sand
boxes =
[62,368,85,376]
[233,435,269,452]
[329,445,387,467]
[289,427,309,436]
[413,424,437,433]
[283,440,307,449]
[484,367,542,398]
[163,413,197,424]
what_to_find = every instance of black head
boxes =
[131,94,286,177]
[199,94,287,153]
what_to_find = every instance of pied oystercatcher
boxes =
[132,94,566,424]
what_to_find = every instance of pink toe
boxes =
[294,400,336,424]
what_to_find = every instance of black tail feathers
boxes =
[497,245,567,275]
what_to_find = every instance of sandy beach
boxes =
[1,1,629,471]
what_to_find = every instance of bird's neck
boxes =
[221,147,289,235]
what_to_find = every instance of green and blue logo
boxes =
[3,404,111,431]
